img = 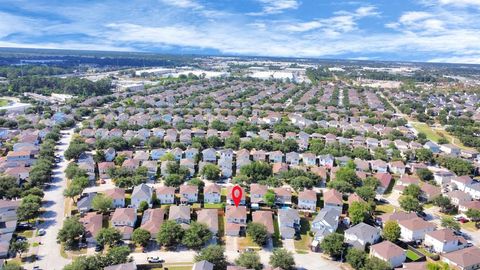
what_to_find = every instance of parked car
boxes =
[37,229,46,236]
[147,256,164,263]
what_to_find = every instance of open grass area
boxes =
[17,229,34,238]
[461,221,478,231]
[238,236,261,250]
[412,122,443,143]
[375,203,395,215]
[204,203,224,209]
[0,99,9,107]
[406,250,422,261]
[294,234,311,253]
[412,122,472,150]
[273,216,282,248]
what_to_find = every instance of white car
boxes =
[147,256,164,263]
[38,229,46,236]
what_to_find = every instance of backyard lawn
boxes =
[406,250,422,261]
[0,99,9,107]
[238,236,260,250]
[375,203,395,215]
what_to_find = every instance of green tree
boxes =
[63,184,83,203]
[10,240,29,258]
[132,228,151,247]
[138,201,149,213]
[57,216,85,248]
[346,248,367,270]
[157,220,184,248]
[263,189,276,207]
[432,195,453,212]
[403,184,421,199]
[17,201,41,223]
[235,251,262,270]
[239,161,272,182]
[361,257,391,270]
[0,175,22,199]
[247,222,269,246]
[164,174,185,187]
[466,209,480,226]
[427,262,453,270]
[382,220,401,242]
[92,193,113,214]
[355,186,376,202]
[415,148,433,162]
[320,233,344,257]
[182,222,212,250]
[399,195,423,212]
[104,245,131,266]
[349,201,369,225]
[269,248,295,270]
[416,168,433,181]
[96,227,122,247]
[194,245,227,270]
[201,164,221,181]
[441,216,460,231]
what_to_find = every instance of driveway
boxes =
[283,239,295,252]
[24,128,75,270]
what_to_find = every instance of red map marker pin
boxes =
[231,185,243,207]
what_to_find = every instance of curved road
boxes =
[25,128,75,270]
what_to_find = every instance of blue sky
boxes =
[1,0,480,63]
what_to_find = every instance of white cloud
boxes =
[248,0,299,15]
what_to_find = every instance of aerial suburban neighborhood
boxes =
[0,51,478,270]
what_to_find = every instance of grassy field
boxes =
[238,236,261,250]
[375,203,395,215]
[17,229,34,238]
[294,217,311,253]
[0,99,9,107]
[412,122,443,142]
[406,250,422,261]
[412,122,471,150]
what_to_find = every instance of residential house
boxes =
[298,189,317,211]
[442,246,480,270]
[251,149,266,161]
[141,208,165,238]
[434,170,455,186]
[302,153,317,166]
[104,188,125,208]
[77,193,96,213]
[80,212,102,243]
[250,184,268,207]
[420,183,441,202]
[451,176,473,192]
[286,152,300,165]
[185,148,199,160]
[269,151,283,163]
[371,160,388,173]
[446,190,472,206]
[440,144,461,156]
[104,262,137,270]
[111,208,137,237]
[156,186,176,204]
[278,209,300,239]
[344,222,381,249]
[311,207,341,244]
[226,186,246,205]
[169,205,191,228]
[225,206,247,236]
[318,154,334,168]
[424,228,467,253]
[179,185,198,204]
[398,217,436,241]
[151,148,167,160]
[252,210,274,235]
[204,184,221,204]
[131,184,153,209]
[202,148,217,162]
[389,161,406,175]
[370,241,406,268]
[105,147,116,162]
[193,261,214,270]
[374,172,393,194]
[323,189,343,212]
[98,162,115,179]
[197,209,219,236]
[424,141,440,153]
[273,187,292,205]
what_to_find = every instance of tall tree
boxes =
[382,220,401,242]
[269,248,295,270]
[194,245,227,270]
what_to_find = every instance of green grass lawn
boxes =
[406,250,422,261]
[204,203,223,209]
[273,216,282,248]
[0,99,9,107]
[17,230,34,238]
[461,221,478,231]
[238,236,261,250]
[412,122,443,143]
[375,203,395,215]
[294,234,311,253]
